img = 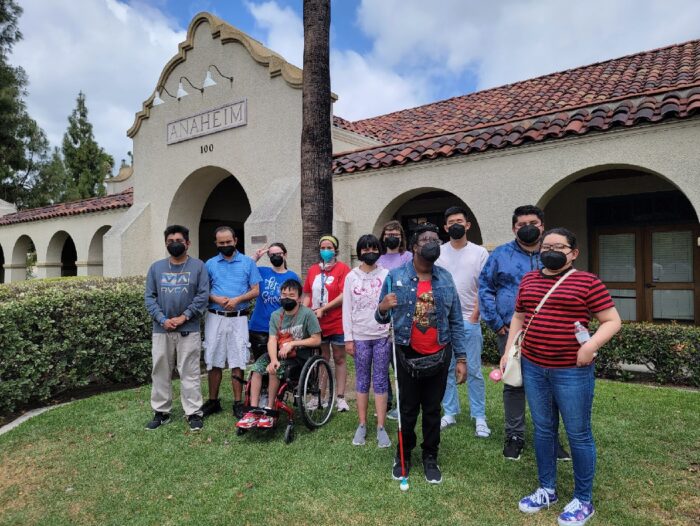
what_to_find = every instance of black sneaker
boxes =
[145,412,171,430]
[200,398,222,417]
[423,456,442,484]
[392,456,411,480]
[233,401,245,419]
[188,414,204,432]
[503,436,525,460]
[557,443,571,461]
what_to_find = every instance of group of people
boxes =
[144,203,621,526]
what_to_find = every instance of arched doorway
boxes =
[374,188,482,245]
[46,231,78,277]
[540,167,699,323]
[199,176,251,261]
[11,235,35,281]
[88,225,111,276]
[167,166,251,261]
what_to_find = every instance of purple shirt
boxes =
[377,251,413,270]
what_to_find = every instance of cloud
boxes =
[358,0,700,91]
[12,0,185,167]
[245,0,426,120]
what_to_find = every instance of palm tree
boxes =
[300,0,332,272]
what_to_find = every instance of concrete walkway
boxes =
[0,403,70,436]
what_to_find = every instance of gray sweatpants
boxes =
[151,332,204,417]
[498,332,526,440]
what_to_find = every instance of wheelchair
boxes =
[236,346,335,444]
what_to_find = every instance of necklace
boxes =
[169,256,189,272]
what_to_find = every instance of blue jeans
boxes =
[522,356,596,502]
[441,320,486,419]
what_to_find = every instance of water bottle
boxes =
[574,321,591,344]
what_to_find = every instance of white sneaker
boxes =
[475,418,491,438]
[440,415,456,430]
[336,397,350,412]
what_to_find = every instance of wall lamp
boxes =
[203,64,234,88]
[176,76,203,99]
[152,85,176,106]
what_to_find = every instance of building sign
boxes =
[166,99,247,145]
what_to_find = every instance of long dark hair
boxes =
[269,241,288,269]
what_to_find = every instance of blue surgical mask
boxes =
[320,249,335,262]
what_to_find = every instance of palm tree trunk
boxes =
[301,0,332,273]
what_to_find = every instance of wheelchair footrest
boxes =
[246,407,280,419]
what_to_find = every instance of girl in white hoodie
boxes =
[343,234,392,448]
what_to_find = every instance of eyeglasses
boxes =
[166,239,185,245]
[416,236,438,246]
[515,221,542,228]
[541,243,571,251]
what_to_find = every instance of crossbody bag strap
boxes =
[521,268,576,340]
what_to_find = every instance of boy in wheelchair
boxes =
[237,279,322,429]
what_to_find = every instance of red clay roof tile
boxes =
[0,188,133,226]
[333,39,700,175]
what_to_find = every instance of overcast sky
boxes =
[12,0,700,169]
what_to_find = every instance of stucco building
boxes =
[1,12,699,324]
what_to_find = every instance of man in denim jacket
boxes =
[375,223,467,485]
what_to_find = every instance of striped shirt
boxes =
[515,269,615,368]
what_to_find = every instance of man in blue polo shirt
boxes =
[201,226,262,419]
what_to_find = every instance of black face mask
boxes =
[167,242,186,257]
[447,224,466,240]
[359,252,380,265]
[517,225,541,245]
[269,254,284,267]
[384,236,401,250]
[540,251,569,271]
[419,241,441,263]
[218,246,236,257]
[280,298,297,312]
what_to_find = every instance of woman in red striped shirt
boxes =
[501,228,621,526]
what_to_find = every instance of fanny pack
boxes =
[398,345,451,378]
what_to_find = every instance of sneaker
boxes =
[518,487,559,514]
[558,498,595,526]
[257,414,274,429]
[187,414,204,432]
[440,415,456,430]
[200,398,222,417]
[352,424,367,446]
[557,443,572,461]
[503,436,525,460]
[387,408,399,421]
[145,412,171,430]
[233,401,245,419]
[475,418,491,438]
[377,427,391,448]
[336,397,350,412]
[423,456,442,484]
[236,411,260,429]
[392,456,411,480]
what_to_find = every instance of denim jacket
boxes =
[375,261,467,359]
[478,240,541,332]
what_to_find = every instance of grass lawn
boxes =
[0,366,698,526]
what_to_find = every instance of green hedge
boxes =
[482,321,700,387]
[0,277,153,415]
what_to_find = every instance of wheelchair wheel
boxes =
[298,355,335,429]
[284,423,295,444]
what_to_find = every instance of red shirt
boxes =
[515,270,615,368]
[410,280,444,355]
[303,261,350,336]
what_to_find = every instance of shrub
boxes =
[482,321,700,387]
[0,277,153,415]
